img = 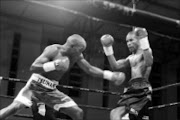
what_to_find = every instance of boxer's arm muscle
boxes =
[144,66,152,79]
[77,54,126,83]
[143,48,153,67]
[30,46,57,73]
[77,55,104,78]
[108,55,129,70]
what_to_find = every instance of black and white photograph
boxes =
[0,0,180,120]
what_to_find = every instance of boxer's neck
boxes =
[132,48,141,55]
[61,45,80,58]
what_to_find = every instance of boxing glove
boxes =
[134,27,150,50]
[103,70,125,85]
[43,57,70,72]
[112,72,125,85]
[54,57,70,71]
[100,34,114,56]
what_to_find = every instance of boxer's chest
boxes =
[54,52,77,69]
[129,53,143,67]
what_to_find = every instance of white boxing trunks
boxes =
[14,73,77,111]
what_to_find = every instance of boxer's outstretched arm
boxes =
[77,54,104,78]
[77,54,126,84]
[30,45,57,73]
[107,55,129,70]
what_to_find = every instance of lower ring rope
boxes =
[15,113,71,120]
[148,102,180,110]
[0,94,180,111]
[14,114,71,120]
[1,76,180,111]
[14,113,70,120]
[0,95,70,120]
[14,114,33,118]
[0,95,112,111]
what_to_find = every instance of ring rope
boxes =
[14,114,33,118]
[78,104,112,111]
[148,102,180,110]
[1,76,180,111]
[15,114,74,120]
[6,103,180,120]
[15,113,71,120]
[28,0,180,41]
[0,95,112,111]
[15,114,72,120]
[152,82,180,92]
[1,76,180,95]
[0,94,180,112]
[0,96,70,119]
[0,76,121,95]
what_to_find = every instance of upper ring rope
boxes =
[152,82,180,92]
[28,0,180,41]
[0,76,120,95]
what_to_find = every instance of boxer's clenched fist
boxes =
[134,27,150,50]
[54,57,70,71]
[43,57,70,72]
[100,34,114,56]
[100,34,114,47]
[112,72,125,85]
[103,70,125,85]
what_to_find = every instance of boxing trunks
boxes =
[117,77,152,115]
[14,73,77,111]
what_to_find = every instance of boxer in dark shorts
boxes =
[117,77,152,116]
[0,34,125,120]
[100,27,153,120]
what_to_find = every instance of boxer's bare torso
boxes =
[34,44,82,81]
[127,50,151,80]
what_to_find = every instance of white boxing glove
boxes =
[43,57,70,72]
[100,34,114,56]
[103,70,125,85]
[134,27,150,50]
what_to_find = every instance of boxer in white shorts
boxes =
[0,34,125,120]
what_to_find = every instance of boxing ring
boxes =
[0,76,180,120]
[0,0,180,120]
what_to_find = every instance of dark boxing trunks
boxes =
[117,77,152,115]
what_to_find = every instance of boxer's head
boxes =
[126,31,139,53]
[65,34,87,55]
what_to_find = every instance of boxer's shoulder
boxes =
[45,44,62,52]
[73,53,84,63]
[42,45,63,58]
[126,54,133,60]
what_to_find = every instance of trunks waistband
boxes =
[30,73,58,90]
[128,77,151,89]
